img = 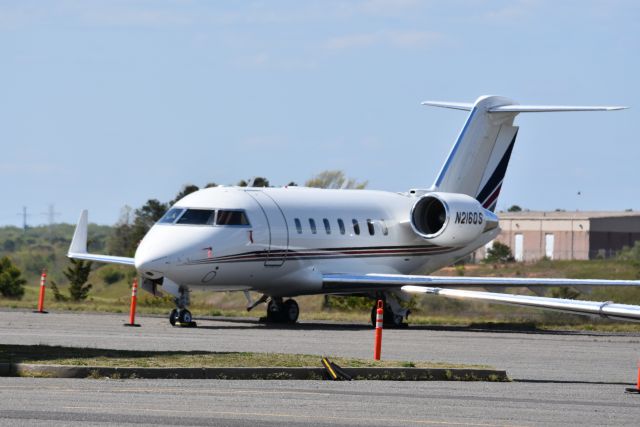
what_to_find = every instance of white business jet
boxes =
[69,95,639,327]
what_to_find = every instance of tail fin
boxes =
[424,95,626,211]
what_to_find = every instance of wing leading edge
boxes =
[322,273,640,322]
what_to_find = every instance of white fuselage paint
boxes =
[134,186,499,297]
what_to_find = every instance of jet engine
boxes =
[410,192,497,246]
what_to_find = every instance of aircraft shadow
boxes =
[194,317,640,337]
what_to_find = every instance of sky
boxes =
[1,0,638,227]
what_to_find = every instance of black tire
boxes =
[283,299,299,324]
[169,309,179,326]
[178,309,192,324]
[266,299,283,323]
[370,302,404,328]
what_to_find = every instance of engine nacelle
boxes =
[410,192,498,246]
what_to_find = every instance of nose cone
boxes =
[135,240,172,279]
[134,224,213,279]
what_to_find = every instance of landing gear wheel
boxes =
[370,303,405,328]
[179,309,193,324]
[283,299,299,324]
[169,309,179,326]
[267,299,284,323]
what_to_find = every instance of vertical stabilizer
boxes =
[428,96,519,211]
[423,96,626,212]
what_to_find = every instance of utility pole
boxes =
[17,206,30,232]
[41,204,61,227]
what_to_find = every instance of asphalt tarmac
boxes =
[2,309,640,426]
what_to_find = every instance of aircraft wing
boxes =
[67,210,135,266]
[322,273,640,322]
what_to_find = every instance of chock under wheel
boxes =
[175,321,197,328]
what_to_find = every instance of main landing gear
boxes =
[370,296,410,328]
[266,298,300,324]
[244,292,300,324]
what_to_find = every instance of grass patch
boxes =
[0,344,487,370]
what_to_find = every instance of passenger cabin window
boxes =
[352,219,360,235]
[216,210,250,226]
[294,218,302,234]
[177,209,215,225]
[337,219,345,235]
[159,208,184,224]
[367,219,375,236]
[380,219,389,236]
[309,218,317,234]
[323,218,331,234]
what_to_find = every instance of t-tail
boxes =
[423,95,626,211]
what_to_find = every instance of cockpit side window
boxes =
[158,208,185,224]
[216,210,250,226]
[176,209,216,225]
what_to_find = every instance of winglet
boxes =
[69,209,88,255]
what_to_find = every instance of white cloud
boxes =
[483,0,538,22]
[326,30,443,51]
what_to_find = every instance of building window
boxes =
[323,218,331,234]
[309,218,317,234]
[545,233,554,259]
[352,219,360,235]
[514,234,524,262]
[337,219,345,235]
[294,218,302,234]
[367,219,375,236]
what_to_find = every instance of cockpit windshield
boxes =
[176,209,216,225]
[216,210,250,226]
[158,208,250,226]
[158,208,184,224]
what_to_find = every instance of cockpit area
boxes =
[158,208,251,227]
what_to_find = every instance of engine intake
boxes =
[410,192,497,246]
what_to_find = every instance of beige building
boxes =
[475,211,640,262]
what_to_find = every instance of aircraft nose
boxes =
[134,229,175,279]
[134,251,170,279]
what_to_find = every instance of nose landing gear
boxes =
[169,308,194,326]
[169,286,196,327]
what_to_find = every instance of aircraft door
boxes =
[246,190,289,266]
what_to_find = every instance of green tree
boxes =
[171,184,200,205]
[484,241,515,263]
[238,177,270,187]
[305,170,367,189]
[51,259,93,301]
[507,205,522,212]
[618,241,640,262]
[0,256,26,299]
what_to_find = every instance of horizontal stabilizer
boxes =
[420,101,474,111]
[488,105,628,113]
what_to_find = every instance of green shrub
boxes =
[0,257,26,299]
[99,267,125,285]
